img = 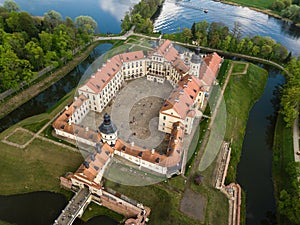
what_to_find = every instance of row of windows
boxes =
[123,61,143,69]
[123,68,143,75]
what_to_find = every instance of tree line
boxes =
[280,57,300,127]
[0,0,97,92]
[121,0,163,33]
[271,0,300,24]
[172,20,290,64]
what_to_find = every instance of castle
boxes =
[54,39,222,224]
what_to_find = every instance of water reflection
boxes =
[154,0,300,55]
[236,71,285,225]
[10,0,136,33]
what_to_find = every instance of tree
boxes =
[182,27,192,43]
[3,0,20,12]
[0,43,34,91]
[260,44,273,58]
[231,22,242,40]
[221,35,232,51]
[280,57,300,127]
[44,10,62,30]
[24,41,44,70]
[121,13,132,31]
[39,31,53,52]
[272,0,286,11]
[75,16,97,33]
[281,5,300,23]
[272,43,288,61]
[44,10,62,22]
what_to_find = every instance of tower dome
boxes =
[191,46,202,64]
[99,113,118,146]
[99,113,117,134]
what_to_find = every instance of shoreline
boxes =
[213,0,300,27]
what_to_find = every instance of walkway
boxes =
[54,187,91,225]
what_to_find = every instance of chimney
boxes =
[97,69,101,72]
[175,97,179,103]
[65,106,69,110]
[151,149,155,154]
[131,141,134,147]
[174,139,178,144]
[91,74,95,78]
[85,127,89,132]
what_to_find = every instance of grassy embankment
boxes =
[272,114,298,225]
[224,62,268,183]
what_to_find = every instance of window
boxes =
[163,116,166,120]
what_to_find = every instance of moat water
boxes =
[0,0,299,224]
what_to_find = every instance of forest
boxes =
[0,0,97,92]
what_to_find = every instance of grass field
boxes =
[222,0,275,9]
[231,62,247,74]
[81,202,124,223]
[191,159,229,225]
[223,62,268,183]
[105,180,201,225]
[6,130,33,146]
[0,137,83,195]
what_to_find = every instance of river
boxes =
[0,0,299,224]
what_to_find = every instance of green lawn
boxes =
[222,0,275,9]
[0,135,83,195]
[191,158,229,225]
[223,62,268,183]
[6,130,33,145]
[81,202,124,223]
[232,62,247,74]
[104,180,201,225]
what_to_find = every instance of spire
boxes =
[99,113,117,135]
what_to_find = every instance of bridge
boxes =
[54,187,91,225]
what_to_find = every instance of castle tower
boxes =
[99,113,118,146]
[189,46,202,78]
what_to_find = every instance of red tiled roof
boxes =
[81,50,145,94]
[52,94,101,143]
[199,52,222,86]
[119,50,145,62]
[160,75,204,119]
[75,143,114,182]
[114,139,167,164]
[154,40,189,73]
